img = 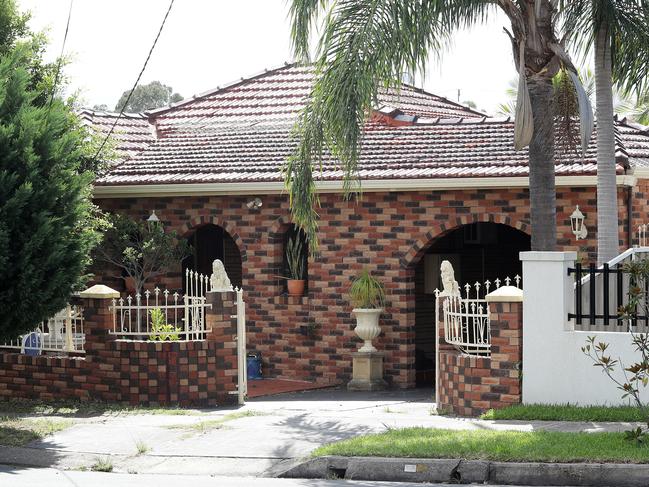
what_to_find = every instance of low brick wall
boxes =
[0,354,91,402]
[438,301,522,416]
[0,289,239,407]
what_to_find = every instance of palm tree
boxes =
[286,1,593,253]
[501,70,647,125]
[630,89,649,124]
[563,1,649,264]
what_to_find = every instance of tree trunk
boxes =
[595,23,619,264]
[527,76,557,251]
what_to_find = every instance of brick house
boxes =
[85,63,649,389]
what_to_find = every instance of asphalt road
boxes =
[0,465,554,487]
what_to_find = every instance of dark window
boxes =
[282,225,308,293]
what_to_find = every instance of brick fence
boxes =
[438,297,523,416]
[0,286,240,407]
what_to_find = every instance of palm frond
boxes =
[285,0,492,254]
[289,0,327,61]
[560,0,649,94]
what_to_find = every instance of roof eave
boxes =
[93,175,637,199]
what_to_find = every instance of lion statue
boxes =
[439,260,460,297]
[210,259,232,292]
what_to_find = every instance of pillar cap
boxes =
[485,285,523,303]
[78,284,120,299]
[519,251,577,262]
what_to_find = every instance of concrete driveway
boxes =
[0,387,635,477]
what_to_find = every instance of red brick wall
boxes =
[95,185,629,387]
[632,179,649,246]
[438,300,523,416]
[0,292,239,407]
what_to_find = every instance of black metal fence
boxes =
[568,262,649,330]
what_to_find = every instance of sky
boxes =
[19,0,520,114]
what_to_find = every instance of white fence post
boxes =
[520,251,576,404]
[236,288,247,406]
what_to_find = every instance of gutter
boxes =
[93,175,637,199]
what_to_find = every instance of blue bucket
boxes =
[246,353,262,380]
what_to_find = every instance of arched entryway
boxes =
[182,224,242,289]
[413,222,531,385]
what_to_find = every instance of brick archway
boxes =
[403,214,530,387]
[177,216,247,263]
[401,213,530,268]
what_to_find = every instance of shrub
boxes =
[148,308,180,341]
[349,269,385,309]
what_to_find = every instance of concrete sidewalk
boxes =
[0,387,640,477]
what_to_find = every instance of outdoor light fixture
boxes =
[570,205,588,240]
[147,210,161,227]
[246,197,263,210]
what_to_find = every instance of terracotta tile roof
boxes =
[79,109,155,160]
[87,63,649,187]
[96,117,649,186]
[144,64,483,136]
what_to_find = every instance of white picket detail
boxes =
[2,305,85,355]
[110,271,212,340]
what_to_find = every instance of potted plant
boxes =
[286,232,306,296]
[349,269,386,352]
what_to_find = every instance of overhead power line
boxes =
[92,0,176,164]
[47,0,73,112]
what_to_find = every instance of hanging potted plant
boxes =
[349,269,386,352]
[285,232,306,296]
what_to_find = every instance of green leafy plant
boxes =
[95,213,190,295]
[349,269,385,309]
[286,232,305,280]
[582,258,649,444]
[148,308,180,342]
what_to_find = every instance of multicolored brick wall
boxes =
[0,293,239,407]
[95,184,632,388]
[438,301,523,416]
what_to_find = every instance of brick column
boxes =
[71,284,120,402]
[437,287,523,416]
[206,291,239,405]
[485,287,523,410]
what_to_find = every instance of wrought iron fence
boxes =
[436,275,520,357]
[1,305,85,355]
[568,247,649,331]
[110,287,211,341]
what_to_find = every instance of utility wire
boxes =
[91,0,175,164]
[46,0,73,112]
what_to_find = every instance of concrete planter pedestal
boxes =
[348,351,387,391]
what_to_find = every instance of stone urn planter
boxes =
[352,308,383,352]
[348,269,387,391]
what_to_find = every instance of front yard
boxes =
[0,417,72,447]
[314,427,649,463]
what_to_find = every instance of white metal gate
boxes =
[187,264,247,405]
[234,287,247,405]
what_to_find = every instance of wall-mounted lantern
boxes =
[246,197,263,210]
[570,205,588,240]
[147,210,161,228]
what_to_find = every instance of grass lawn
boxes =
[0,417,72,447]
[0,398,203,417]
[480,404,647,422]
[313,428,649,463]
